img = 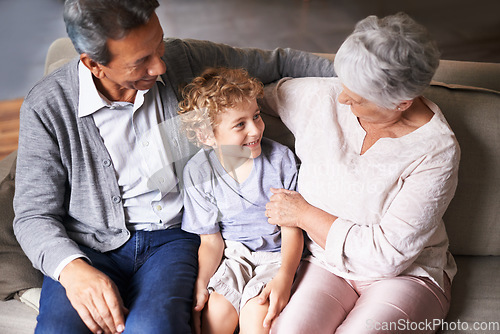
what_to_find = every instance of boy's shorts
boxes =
[208,240,282,314]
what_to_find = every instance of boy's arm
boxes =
[191,232,225,334]
[259,226,303,328]
[194,232,225,310]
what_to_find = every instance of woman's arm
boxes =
[258,226,303,328]
[267,146,460,278]
[266,188,337,248]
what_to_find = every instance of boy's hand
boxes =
[257,272,293,328]
[191,281,209,334]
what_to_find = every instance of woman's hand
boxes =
[267,188,338,248]
[265,188,311,228]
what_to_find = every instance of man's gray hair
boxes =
[334,12,440,109]
[64,0,159,65]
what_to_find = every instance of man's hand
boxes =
[59,258,128,334]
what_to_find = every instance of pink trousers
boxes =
[271,261,451,334]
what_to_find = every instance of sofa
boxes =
[1,38,499,333]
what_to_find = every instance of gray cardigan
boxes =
[13,38,334,279]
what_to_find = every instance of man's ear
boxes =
[80,53,105,79]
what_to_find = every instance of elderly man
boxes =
[13,0,334,333]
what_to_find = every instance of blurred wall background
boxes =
[1,0,499,101]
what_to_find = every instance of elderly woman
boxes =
[264,13,459,334]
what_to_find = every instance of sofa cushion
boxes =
[16,288,41,312]
[0,152,43,300]
[440,255,500,333]
[0,299,37,334]
[423,84,500,256]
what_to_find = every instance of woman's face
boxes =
[338,85,400,124]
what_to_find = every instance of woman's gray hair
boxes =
[64,0,159,65]
[334,12,440,109]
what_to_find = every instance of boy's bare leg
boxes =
[239,297,270,334]
[202,292,239,334]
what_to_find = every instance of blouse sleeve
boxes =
[324,143,460,278]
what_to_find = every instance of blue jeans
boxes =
[35,228,200,334]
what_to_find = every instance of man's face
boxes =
[98,13,166,94]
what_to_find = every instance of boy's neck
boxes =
[215,150,254,184]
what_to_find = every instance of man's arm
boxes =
[169,38,335,85]
[13,96,86,279]
[13,71,127,334]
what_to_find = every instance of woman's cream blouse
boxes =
[264,77,460,290]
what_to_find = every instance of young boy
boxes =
[178,67,303,334]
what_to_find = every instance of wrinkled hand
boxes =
[257,273,293,328]
[59,258,128,334]
[266,188,311,228]
[191,281,209,334]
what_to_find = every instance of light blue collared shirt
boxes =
[78,62,183,231]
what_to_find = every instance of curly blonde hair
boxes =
[178,67,264,147]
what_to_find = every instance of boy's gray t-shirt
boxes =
[181,138,298,252]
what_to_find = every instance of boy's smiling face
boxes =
[211,98,265,160]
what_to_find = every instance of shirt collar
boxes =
[77,61,165,118]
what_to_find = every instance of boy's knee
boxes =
[201,292,239,332]
[206,292,238,319]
